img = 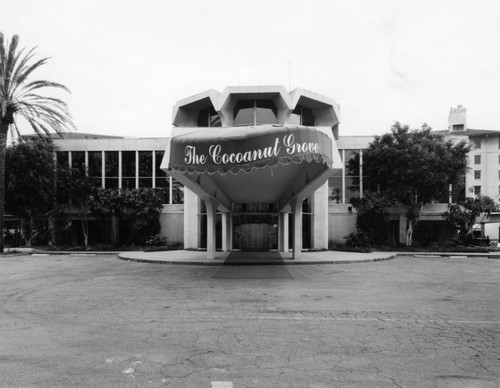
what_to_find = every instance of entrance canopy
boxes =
[162,124,342,211]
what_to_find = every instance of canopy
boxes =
[163,124,341,210]
[168,125,333,175]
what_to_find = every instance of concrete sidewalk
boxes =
[118,249,398,265]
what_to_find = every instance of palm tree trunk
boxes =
[0,123,8,253]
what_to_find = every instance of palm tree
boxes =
[0,33,74,251]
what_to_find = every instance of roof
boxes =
[433,128,500,137]
[21,132,125,140]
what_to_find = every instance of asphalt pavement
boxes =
[1,252,499,387]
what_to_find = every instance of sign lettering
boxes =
[182,135,321,166]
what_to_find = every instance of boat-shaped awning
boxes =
[162,124,342,211]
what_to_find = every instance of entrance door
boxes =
[233,214,278,251]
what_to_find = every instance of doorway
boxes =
[233,213,278,251]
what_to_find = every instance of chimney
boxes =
[448,105,466,132]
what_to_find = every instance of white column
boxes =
[313,182,329,250]
[152,151,156,188]
[183,189,199,249]
[291,198,303,260]
[101,151,105,188]
[278,211,289,252]
[222,212,232,252]
[399,214,407,244]
[359,149,363,198]
[205,197,217,259]
[135,151,139,189]
[118,151,122,189]
[341,149,346,204]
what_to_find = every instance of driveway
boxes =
[1,253,499,387]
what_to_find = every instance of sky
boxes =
[2,0,500,138]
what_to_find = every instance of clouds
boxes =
[2,0,500,137]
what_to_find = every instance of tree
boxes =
[55,165,97,249]
[348,122,470,246]
[89,188,164,246]
[349,191,391,244]
[442,196,498,244]
[5,138,56,245]
[0,33,74,251]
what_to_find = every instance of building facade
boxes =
[47,92,500,250]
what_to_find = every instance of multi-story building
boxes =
[439,105,500,241]
[35,89,500,251]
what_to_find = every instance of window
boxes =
[121,151,136,189]
[56,152,69,204]
[328,149,361,205]
[88,151,102,187]
[452,124,464,131]
[328,176,342,204]
[344,150,360,203]
[302,196,313,249]
[255,100,278,125]
[473,139,481,149]
[474,186,481,195]
[172,179,184,204]
[233,99,278,126]
[155,150,169,203]
[138,151,153,188]
[197,106,221,127]
[105,151,119,189]
[474,155,481,164]
[474,170,481,180]
[57,151,69,169]
[71,151,85,172]
[289,105,315,126]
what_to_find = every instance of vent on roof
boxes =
[449,106,466,132]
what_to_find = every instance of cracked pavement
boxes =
[0,254,499,387]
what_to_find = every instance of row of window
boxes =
[197,100,315,127]
[330,149,464,205]
[473,170,500,180]
[57,150,184,204]
[472,154,500,165]
[471,137,500,150]
[472,185,500,197]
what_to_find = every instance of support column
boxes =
[183,189,199,250]
[480,223,486,238]
[278,211,289,253]
[398,214,407,245]
[222,212,232,252]
[312,182,329,250]
[205,197,217,259]
[291,198,303,260]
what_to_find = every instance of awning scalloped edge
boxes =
[169,153,332,176]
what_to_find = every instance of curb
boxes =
[117,253,399,266]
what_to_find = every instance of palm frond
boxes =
[0,33,5,65]
[5,35,19,80]
[13,57,49,88]
[18,80,70,95]
[19,93,69,107]
[17,100,75,133]
[8,47,37,96]
[0,34,74,137]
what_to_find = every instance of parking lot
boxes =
[1,253,499,387]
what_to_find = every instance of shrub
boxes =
[145,234,168,247]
